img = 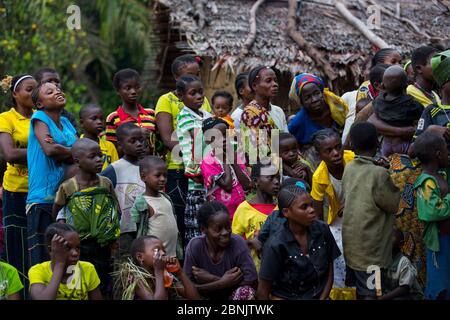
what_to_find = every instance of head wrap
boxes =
[431,50,450,87]
[289,73,325,106]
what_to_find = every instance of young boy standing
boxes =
[342,122,400,300]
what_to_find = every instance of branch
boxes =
[192,0,209,29]
[334,0,389,49]
[287,0,337,80]
[239,0,266,58]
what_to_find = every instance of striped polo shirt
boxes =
[105,104,156,143]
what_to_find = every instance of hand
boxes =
[153,250,167,273]
[220,267,243,288]
[400,126,415,140]
[191,266,218,284]
[374,156,390,169]
[165,257,181,274]
[292,163,309,179]
[247,238,262,256]
[51,234,70,266]
[44,134,55,144]
[337,205,344,218]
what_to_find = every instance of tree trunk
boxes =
[239,0,266,58]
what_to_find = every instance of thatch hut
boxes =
[151,0,450,115]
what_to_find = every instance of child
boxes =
[175,75,212,246]
[211,90,235,129]
[0,261,23,300]
[380,228,423,300]
[183,201,258,300]
[113,235,199,300]
[131,156,179,258]
[342,122,400,300]
[101,123,147,259]
[52,138,120,297]
[407,46,441,107]
[105,69,156,154]
[28,223,102,300]
[27,82,77,266]
[373,65,423,157]
[279,132,313,184]
[232,163,280,271]
[412,131,450,300]
[257,183,341,300]
[200,118,250,219]
[231,72,254,131]
[79,103,119,170]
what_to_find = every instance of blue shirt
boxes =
[27,110,77,204]
[288,108,326,145]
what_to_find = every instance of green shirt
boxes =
[413,173,450,252]
[0,262,24,299]
[342,156,400,271]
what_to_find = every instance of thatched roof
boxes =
[154,0,449,86]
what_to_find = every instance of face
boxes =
[212,96,232,118]
[118,128,146,158]
[301,83,325,113]
[179,81,204,111]
[254,165,280,196]
[80,108,104,136]
[317,136,343,167]
[280,137,298,166]
[13,78,37,108]
[137,238,166,269]
[40,72,61,88]
[252,68,279,98]
[202,211,231,248]
[383,51,402,66]
[49,231,80,266]
[176,62,201,81]
[283,193,316,227]
[417,54,435,82]
[142,164,167,192]
[117,78,141,105]
[37,82,66,110]
[76,143,104,173]
[405,64,415,85]
[239,82,254,102]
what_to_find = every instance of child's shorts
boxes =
[345,266,387,298]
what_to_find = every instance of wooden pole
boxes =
[239,0,266,58]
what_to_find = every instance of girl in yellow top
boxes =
[310,128,356,300]
[0,74,37,297]
[28,223,102,300]
[232,163,280,271]
[79,103,119,171]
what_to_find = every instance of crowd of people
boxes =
[0,46,449,300]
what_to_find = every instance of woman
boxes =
[0,74,37,296]
[27,82,77,266]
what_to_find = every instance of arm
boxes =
[0,133,27,165]
[417,179,450,222]
[216,164,233,193]
[367,113,415,139]
[33,120,73,163]
[173,269,201,300]
[7,292,21,300]
[192,267,243,294]
[256,279,272,300]
[88,287,103,300]
[373,169,401,215]
[379,285,410,300]
[313,200,324,221]
[52,204,63,221]
[156,112,178,151]
[319,262,334,300]
[232,163,251,191]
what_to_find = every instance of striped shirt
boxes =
[105,104,156,143]
[176,107,211,191]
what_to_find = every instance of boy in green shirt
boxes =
[0,261,23,300]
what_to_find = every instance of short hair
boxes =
[234,72,250,99]
[171,54,199,78]
[71,138,99,159]
[311,128,340,152]
[112,68,140,90]
[116,122,140,142]
[278,183,309,212]
[250,162,276,178]
[45,223,77,246]
[202,117,229,133]
[79,103,101,119]
[369,64,389,86]
[413,131,446,164]
[130,235,160,265]
[175,75,201,94]
[248,66,271,93]
[138,155,166,175]
[197,201,229,229]
[371,48,398,67]
[411,46,437,70]
[34,67,58,83]
[211,90,234,107]
[279,132,297,144]
[349,122,378,152]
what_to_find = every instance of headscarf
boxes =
[431,50,450,87]
[289,73,325,105]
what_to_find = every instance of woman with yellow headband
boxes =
[0,74,38,298]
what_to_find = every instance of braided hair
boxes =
[311,128,340,152]
[171,54,199,78]
[371,48,398,67]
[235,72,249,99]
[248,66,270,93]
[45,223,78,246]
[278,183,309,212]
[175,75,201,95]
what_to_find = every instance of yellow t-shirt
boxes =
[406,84,441,108]
[80,134,119,170]
[0,108,33,193]
[155,92,211,170]
[28,261,100,300]
[232,201,277,271]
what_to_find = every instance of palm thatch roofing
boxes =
[153,0,449,91]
